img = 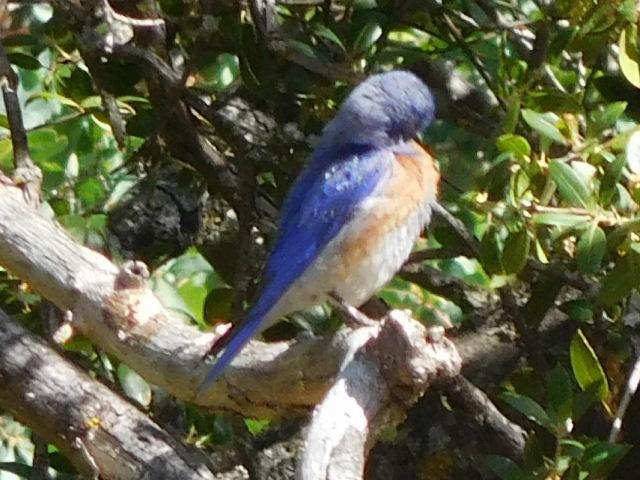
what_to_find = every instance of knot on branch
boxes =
[114,261,149,290]
[372,310,462,405]
[102,261,163,338]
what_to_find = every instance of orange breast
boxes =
[336,141,440,279]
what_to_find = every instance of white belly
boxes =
[269,193,435,320]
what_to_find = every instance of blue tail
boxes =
[199,303,272,392]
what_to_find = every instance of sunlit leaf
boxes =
[245,418,271,436]
[549,160,593,209]
[570,329,609,401]
[531,212,590,228]
[117,364,151,407]
[353,20,383,52]
[619,26,640,88]
[588,101,627,137]
[521,109,566,144]
[500,391,554,431]
[576,223,606,274]
[496,134,531,162]
[626,130,640,174]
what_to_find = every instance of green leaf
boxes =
[598,247,640,305]
[117,364,152,407]
[163,250,221,325]
[576,223,607,274]
[80,95,103,109]
[626,130,640,174]
[549,160,593,209]
[521,109,566,145]
[582,442,631,478]
[501,229,530,275]
[287,40,321,60]
[204,287,234,325]
[28,91,83,111]
[0,463,34,477]
[245,418,271,436]
[7,52,41,70]
[588,101,628,137]
[531,212,590,228]
[559,439,586,459]
[570,329,609,401]
[560,299,594,323]
[502,102,520,134]
[353,20,383,52]
[480,226,504,275]
[549,364,573,423]
[496,134,531,162]
[619,26,640,89]
[76,178,106,207]
[484,455,526,480]
[313,24,346,51]
[500,391,553,431]
[529,90,583,113]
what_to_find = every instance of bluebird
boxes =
[201,70,439,390]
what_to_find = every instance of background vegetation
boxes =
[3,0,640,478]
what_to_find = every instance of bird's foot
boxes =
[328,292,376,328]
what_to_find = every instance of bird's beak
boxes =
[416,131,425,144]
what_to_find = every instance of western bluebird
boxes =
[201,70,439,390]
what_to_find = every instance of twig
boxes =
[31,434,50,480]
[248,0,356,82]
[432,203,480,258]
[610,353,640,442]
[0,41,41,204]
[407,245,469,263]
[526,259,597,295]
[100,0,165,28]
[443,376,527,461]
[439,11,506,110]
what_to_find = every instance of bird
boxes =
[200,70,439,391]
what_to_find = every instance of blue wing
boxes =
[199,144,392,390]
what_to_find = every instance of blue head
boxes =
[316,70,436,155]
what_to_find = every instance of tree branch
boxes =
[443,376,526,461]
[0,179,458,424]
[0,41,42,204]
[0,308,213,480]
[299,314,461,479]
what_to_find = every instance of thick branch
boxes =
[0,180,457,424]
[299,313,461,479]
[0,179,318,416]
[0,308,213,480]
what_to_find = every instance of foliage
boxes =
[2,0,640,478]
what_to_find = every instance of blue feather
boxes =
[199,145,392,389]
